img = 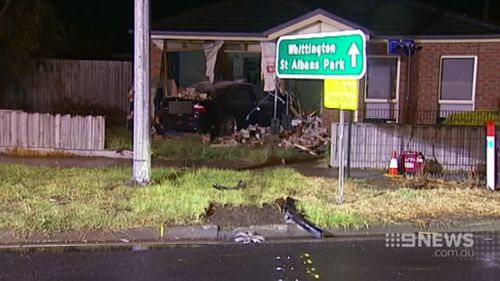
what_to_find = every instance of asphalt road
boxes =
[1,234,499,281]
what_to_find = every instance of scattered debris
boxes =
[234,231,265,244]
[213,180,247,190]
[218,125,269,146]
[403,175,431,189]
[215,116,329,155]
[423,159,443,176]
[176,88,210,100]
[279,116,329,155]
[282,197,323,239]
[48,196,70,205]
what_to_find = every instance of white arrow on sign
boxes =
[348,43,360,68]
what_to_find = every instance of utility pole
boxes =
[132,0,151,185]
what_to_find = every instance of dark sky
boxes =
[55,0,220,59]
[54,0,500,60]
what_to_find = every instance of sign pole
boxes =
[275,30,367,204]
[337,109,345,204]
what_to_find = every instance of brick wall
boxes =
[322,40,500,127]
[413,42,500,112]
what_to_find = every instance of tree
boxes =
[0,0,66,107]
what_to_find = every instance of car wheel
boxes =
[219,115,238,136]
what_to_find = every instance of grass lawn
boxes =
[1,164,500,235]
[105,126,313,165]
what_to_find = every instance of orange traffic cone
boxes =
[386,150,400,177]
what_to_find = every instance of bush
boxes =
[442,111,500,126]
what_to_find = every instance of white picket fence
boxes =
[0,110,105,150]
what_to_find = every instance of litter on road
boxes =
[234,231,266,244]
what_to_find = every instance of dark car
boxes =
[157,82,284,136]
[157,97,210,133]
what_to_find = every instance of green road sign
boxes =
[276,30,366,80]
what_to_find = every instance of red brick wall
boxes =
[398,42,500,112]
[415,43,494,110]
[322,40,500,127]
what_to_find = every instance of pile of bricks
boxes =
[214,117,329,155]
[280,116,329,155]
[218,125,270,146]
[176,88,209,100]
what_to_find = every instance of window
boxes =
[365,57,398,101]
[439,56,477,103]
[363,57,399,122]
[439,56,477,117]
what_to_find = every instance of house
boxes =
[150,0,500,125]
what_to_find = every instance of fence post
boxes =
[347,119,352,177]
[330,122,338,167]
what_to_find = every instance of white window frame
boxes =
[438,55,477,107]
[364,55,400,104]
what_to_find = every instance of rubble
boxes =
[216,124,269,146]
[214,116,329,155]
[279,116,329,155]
[176,88,210,100]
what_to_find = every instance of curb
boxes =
[2,220,500,248]
[0,147,133,159]
[163,225,219,240]
[219,224,312,239]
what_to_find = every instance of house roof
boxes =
[152,0,500,39]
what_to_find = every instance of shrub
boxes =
[442,111,500,126]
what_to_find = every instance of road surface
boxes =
[1,234,499,281]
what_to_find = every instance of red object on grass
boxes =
[400,151,425,174]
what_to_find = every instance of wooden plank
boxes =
[54,114,61,148]
[0,110,6,146]
[98,116,105,150]
[19,112,28,147]
[10,111,17,146]
[61,115,70,149]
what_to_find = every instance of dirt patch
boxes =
[365,176,402,190]
[203,204,286,228]
[153,159,251,170]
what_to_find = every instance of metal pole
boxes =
[132,0,151,185]
[271,79,280,134]
[346,117,352,178]
[337,110,345,204]
[274,83,278,119]
[406,49,411,123]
